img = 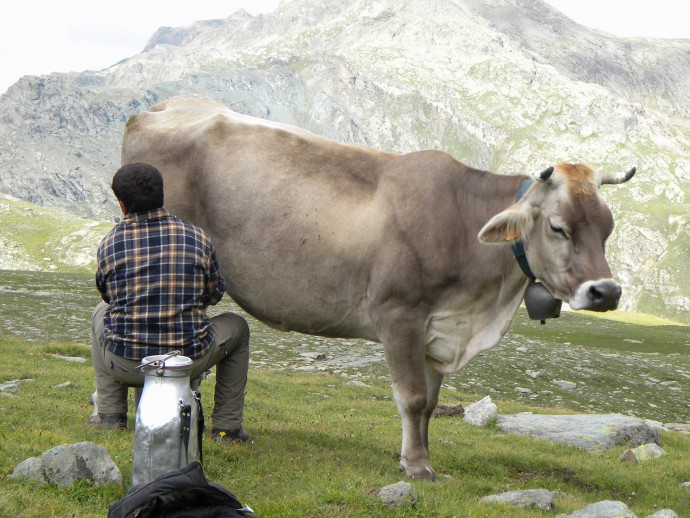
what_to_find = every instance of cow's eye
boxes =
[549,220,569,239]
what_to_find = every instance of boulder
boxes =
[0,383,19,393]
[496,413,660,452]
[556,500,637,517]
[463,396,497,427]
[300,352,326,360]
[621,443,665,463]
[479,489,557,510]
[646,510,678,518]
[10,442,123,488]
[378,481,418,507]
[10,456,46,483]
[346,380,371,387]
[553,380,577,390]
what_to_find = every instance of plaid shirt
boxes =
[96,208,226,360]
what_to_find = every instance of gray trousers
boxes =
[90,301,249,430]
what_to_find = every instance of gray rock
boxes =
[681,481,690,488]
[646,510,678,518]
[556,500,637,517]
[378,481,418,507]
[11,442,122,487]
[479,489,557,510]
[463,396,497,427]
[49,354,86,364]
[10,456,46,483]
[346,380,371,388]
[300,352,326,360]
[553,380,577,390]
[643,420,669,432]
[621,443,665,463]
[0,383,19,393]
[666,423,690,435]
[496,413,660,452]
[41,442,123,487]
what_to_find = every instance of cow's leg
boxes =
[421,360,444,452]
[370,244,437,479]
[380,324,436,480]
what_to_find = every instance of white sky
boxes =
[0,0,688,95]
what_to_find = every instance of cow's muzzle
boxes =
[569,279,621,312]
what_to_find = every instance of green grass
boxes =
[578,310,687,327]
[0,196,112,273]
[0,270,688,516]
[1,333,689,517]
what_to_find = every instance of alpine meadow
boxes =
[0,0,688,516]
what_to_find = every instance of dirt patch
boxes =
[432,404,464,418]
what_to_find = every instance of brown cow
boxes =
[121,98,635,480]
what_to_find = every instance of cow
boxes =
[121,97,635,480]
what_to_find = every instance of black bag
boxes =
[108,461,253,518]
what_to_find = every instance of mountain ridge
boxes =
[0,0,687,322]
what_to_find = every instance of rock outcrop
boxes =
[495,412,661,451]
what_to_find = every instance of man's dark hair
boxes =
[112,163,164,213]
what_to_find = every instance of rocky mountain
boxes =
[0,0,688,322]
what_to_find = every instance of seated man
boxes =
[90,162,249,443]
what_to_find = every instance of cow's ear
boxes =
[477,203,534,244]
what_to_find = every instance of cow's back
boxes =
[122,98,403,337]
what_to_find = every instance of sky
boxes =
[0,0,688,95]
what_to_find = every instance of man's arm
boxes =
[96,273,111,303]
[204,248,226,306]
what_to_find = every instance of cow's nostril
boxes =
[589,285,603,301]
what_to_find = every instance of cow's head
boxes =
[478,163,635,312]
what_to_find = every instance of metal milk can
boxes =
[132,353,203,486]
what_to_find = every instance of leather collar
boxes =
[511,179,536,281]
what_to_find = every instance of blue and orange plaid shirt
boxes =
[96,208,226,360]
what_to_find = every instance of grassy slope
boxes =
[0,327,688,516]
[1,268,686,425]
[0,195,112,273]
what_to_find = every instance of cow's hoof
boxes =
[400,462,437,481]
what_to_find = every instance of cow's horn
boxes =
[534,166,554,183]
[600,167,636,185]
